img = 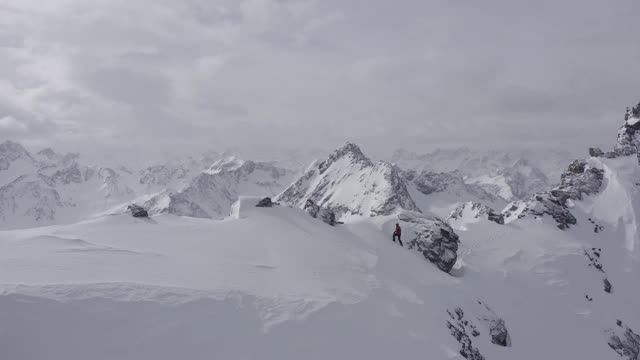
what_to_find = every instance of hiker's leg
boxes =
[398,234,403,246]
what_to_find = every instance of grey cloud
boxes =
[0,0,637,160]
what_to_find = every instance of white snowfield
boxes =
[1,120,640,360]
[1,153,639,360]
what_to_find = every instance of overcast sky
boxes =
[0,0,639,162]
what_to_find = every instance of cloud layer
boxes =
[1,0,638,160]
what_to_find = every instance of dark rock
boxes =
[447,202,504,225]
[476,300,512,348]
[489,318,510,347]
[127,204,149,218]
[255,197,274,208]
[446,308,485,360]
[607,323,640,360]
[503,162,603,229]
[604,278,613,293]
[567,159,587,174]
[304,199,336,226]
[589,147,604,157]
[487,212,505,225]
[401,212,459,273]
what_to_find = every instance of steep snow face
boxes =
[145,158,296,219]
[391,147,571,201]
[278,143,420,220]
[402,170,505,218]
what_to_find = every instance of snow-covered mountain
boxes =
[277,143,420,220]
[145,157,298,219]
[1,103,640,360]
[402,169,506,218]
[391,147,573,201]
[0,142,137,229]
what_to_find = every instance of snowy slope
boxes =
[0,193,638,360]
[277,143,420,220]
[1,104,640,360]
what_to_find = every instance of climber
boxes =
[392,223,403,246]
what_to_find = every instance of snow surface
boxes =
[1,131,640,360]
[1,188,639,359]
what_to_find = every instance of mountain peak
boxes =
[278,142,419,220]
[319,142,373,173]
[0,140,30,159]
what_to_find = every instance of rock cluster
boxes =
[502,160,603,229]
[589,101,640,162]
[255,197,274,207]
[607,321,640,360]
[304,199,336,226]
[400,212,459,273]
[127,204,149,218]
[447,202,505,225]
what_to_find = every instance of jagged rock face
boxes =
[446,307,485,360]
[146,159,295,219]
[591,101,640,161]
[447,201,504,225]
[304,199,336,226]
[278,143,420,220]
[502,160,604,229]
[551,160,604,202]
[400,212,459,273]
[607,322,640,360]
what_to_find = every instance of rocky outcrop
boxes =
[589,101,640,162]
[256,197,274,208]
[446,308,485,360]
[304,199,336,226]
[127,204,149,218]
[502,159,604,229]
[447,201,504,225]
[475,300,511,347]
[278,143,420,220]
[607,321,640,360]
[400,212,459,273]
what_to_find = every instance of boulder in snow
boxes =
[256,197,274,208]
[400,212,460,273]
[127,204,149,218]
[304,199,336,226]
[589,147,604,157]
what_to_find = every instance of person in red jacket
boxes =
[392,223,403,246]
